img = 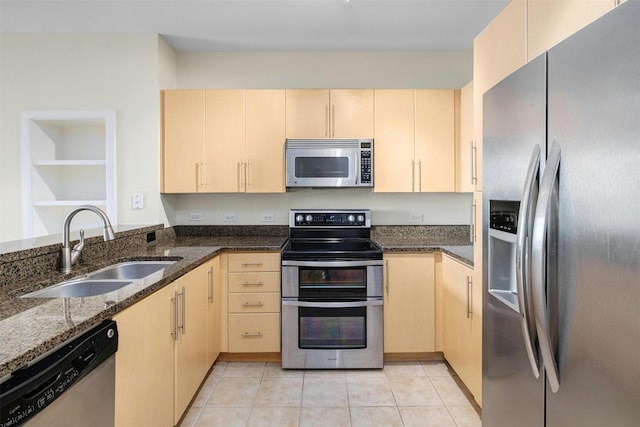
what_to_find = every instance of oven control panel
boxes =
[290,210,370,227]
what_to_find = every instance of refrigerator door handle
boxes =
[532,141,561,393]
[516,144,541,379]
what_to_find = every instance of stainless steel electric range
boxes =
[281,209,383,369]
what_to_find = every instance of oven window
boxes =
[295,157,349,178]
[298,306,366,349]
[299,267,366,289]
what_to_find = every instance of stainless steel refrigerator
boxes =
[482,1,640,426]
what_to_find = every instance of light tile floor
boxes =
[179,361,481,427]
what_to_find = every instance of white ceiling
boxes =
[0,0,509,52]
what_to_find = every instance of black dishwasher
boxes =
[1,320,118,427]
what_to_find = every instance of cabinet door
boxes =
[245,90,286,193]
[206,256,221,367]
[383,254,436,353]
[203,90,245,192]
[473,0,527,191]
[527,0,614,60]
[441,254,481,405]
[459,81,476,193]
[174,266,209,424]
[373,90,415,192]
[285,89,330,138]
[114,284,175,427]
[415,89,455,192]
[162,90,205,193]
[330,89,374,138]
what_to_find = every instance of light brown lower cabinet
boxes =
[383,253,436,353]
[441,253,481,405]
[114,260,216,426]
[226,252,281,353]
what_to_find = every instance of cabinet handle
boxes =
[241,262,263,267]
[245,162,250,191]
[470,199,477,243]
[412,159,416,192]
[241,332,263,337]
[237,162,242,192]
[385,260,389,296]
[242,302,264,307]
[171,291,179,341]
[417,159,422,192]
[466,276,473,318]
[332,105,336,137]
[208,266,214,303]
[242,281,264,286]
[325,105,329,137]
[471,141,478,186]
[178,286,186,335]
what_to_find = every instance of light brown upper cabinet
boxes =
[161,90,205,193]
[162,89,286,193]
[245,90,286,193]
[458,81,476,193]
[203,90,245,192]
[373,90,415,192]
[527,0,616,60]
[374,89,455,192]
[415,89,455,192]
[285,89,374,139]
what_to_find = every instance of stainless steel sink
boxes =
[21,260,178,298]
[22,279,133,298]
[87,261,176,280]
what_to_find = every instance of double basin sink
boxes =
[21,260,178,299]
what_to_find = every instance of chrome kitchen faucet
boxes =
[60,205,115,273]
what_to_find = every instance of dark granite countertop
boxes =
[1,224,471,378]
[0,233,286,378]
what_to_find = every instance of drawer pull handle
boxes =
[242,281,264,286]
[241,332,263,337]
[242,302,264,307]
[241,262,263,267]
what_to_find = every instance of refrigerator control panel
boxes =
[489,200,520,234]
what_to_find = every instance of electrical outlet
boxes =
[409,212,423,223]
[261,212,275,222]
[132,194,143,209]
[188,212,202,221]
[223,212,237,222]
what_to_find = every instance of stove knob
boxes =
[347,215,355,222]
[305,214,313,223]
[357,214,365,223]
[295,214,304,223]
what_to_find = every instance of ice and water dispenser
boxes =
[488,200,520,311]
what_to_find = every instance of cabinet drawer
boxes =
[229,293,280,313]
[228,313,280,352]
[228,252,280,272]
[228,272,280,293]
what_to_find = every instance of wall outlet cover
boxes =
[261,212,275,222]
[223,212,237,222]
[188,212,202,221]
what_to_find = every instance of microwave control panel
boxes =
[359,141,373,185]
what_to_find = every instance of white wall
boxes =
[0,33,165,242]
[177,51,472,89]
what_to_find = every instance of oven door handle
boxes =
[281,260,383,267]
[281,299,383,308]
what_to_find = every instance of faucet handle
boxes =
[70,229,85,265]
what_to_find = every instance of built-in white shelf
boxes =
[21,110,116,238]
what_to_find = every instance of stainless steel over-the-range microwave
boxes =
[285,139,374,188]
